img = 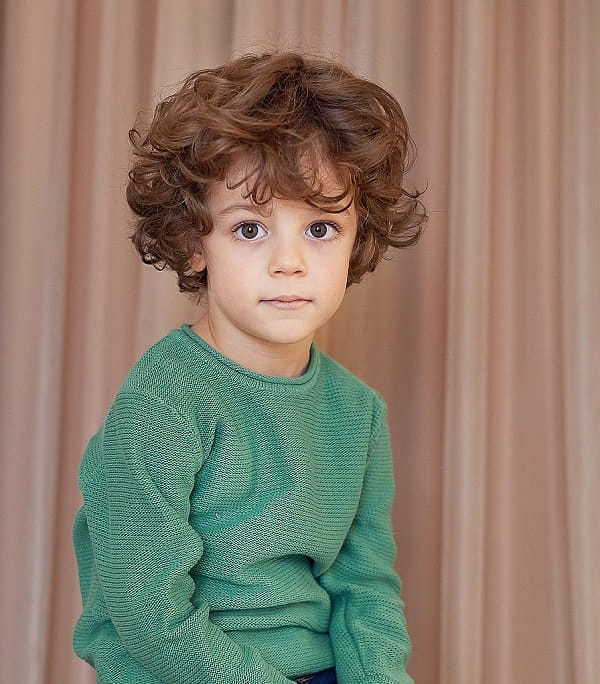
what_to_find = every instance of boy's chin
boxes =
[253,324,317,346]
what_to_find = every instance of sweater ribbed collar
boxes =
[175,322,321,392]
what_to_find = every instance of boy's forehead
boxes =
[209,155,353,213]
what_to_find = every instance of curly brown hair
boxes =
[126,49,428,305]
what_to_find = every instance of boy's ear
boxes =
[190,251,206,272]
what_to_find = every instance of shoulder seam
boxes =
[369,391,387,448]
[112,390,204,470]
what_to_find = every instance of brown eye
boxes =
[230,220,341,242]
[231,222,265,241]
[307,222,341,240]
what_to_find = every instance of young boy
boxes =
[72,49,427,684]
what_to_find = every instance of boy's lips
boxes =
[261,299,311,309]
[263,295,311,302]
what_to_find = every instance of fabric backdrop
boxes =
[1,1,598,683]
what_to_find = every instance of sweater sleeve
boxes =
[85,390,295,684]
[314,396,414,684]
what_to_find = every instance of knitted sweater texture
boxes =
[72,322,414,683]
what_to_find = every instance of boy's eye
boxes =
[231,221,341,242]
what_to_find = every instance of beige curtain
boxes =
[1,1,598,683]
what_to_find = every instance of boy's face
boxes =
[190,155,358,348]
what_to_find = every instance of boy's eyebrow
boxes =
[217,202,351,217]
[217,202,270,217]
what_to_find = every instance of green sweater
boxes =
[72,322,414,684]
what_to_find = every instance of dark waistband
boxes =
[292,666,336,683]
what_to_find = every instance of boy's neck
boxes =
[191,315,313,378]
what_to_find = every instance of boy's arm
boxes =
[314,395,414,684]
[84,390,294,684]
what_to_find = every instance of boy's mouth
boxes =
[263,294,311,302]
[261,296,312,310]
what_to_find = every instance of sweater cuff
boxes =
[358,671,415,684]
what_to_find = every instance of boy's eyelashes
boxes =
[227,220,344,242]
